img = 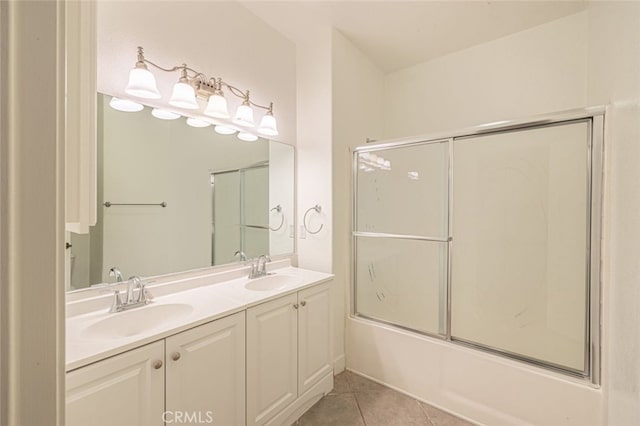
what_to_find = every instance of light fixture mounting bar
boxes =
[135,46,275,113]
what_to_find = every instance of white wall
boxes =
[331,29,385,371]
[97,1,296,146]
[586,2,640,425]
[383,11,588,139]
[346,10,612,426]
[295,27,336,363]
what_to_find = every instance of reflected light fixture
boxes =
[186,117,211,128]
[152,108,180,120]
[109,97,144,112]
[237,132,258,142]
[214,125,237,135]
[122,46,278,136]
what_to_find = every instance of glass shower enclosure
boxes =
[352,110,603,381]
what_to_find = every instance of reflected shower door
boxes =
[451,121,590,373]
[354,141,449,336]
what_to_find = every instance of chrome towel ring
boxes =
[303,204,323,234]
[269,205,285,231]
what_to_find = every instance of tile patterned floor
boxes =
[296,371,474,426]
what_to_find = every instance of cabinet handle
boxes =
[300,301,307,307]
[153,360,163,370]
[293,303,299,309]
[171,352,181,361]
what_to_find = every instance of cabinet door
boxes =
[247,293,298,425]
[165,312,245,426]
[298,282,332,395]
[66,341,164,426]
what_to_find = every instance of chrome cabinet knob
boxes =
[172,352,181,361]
[153,360,163,370]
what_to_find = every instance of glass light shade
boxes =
[169,81,199,110]
[204,93,230,119]
[233,104,255,127]
[257,113,278,136]
[214,125,237,135]
[186,117,211,128]
[125,67,161,99]
[151,108,180,120]
[109,97,143,112]
[237,132,258,142]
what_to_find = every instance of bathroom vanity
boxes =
[65,262,333,426]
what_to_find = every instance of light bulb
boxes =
[258,112,278,136]
[125,65,161,99]
[151,108,180,120]
[186,117,211,128]
[204,92,230,119]
[214,125,237,135]
[233,103,255,127]
[109,97,143,112]
[169,81,199,110]
[237,132,258,142]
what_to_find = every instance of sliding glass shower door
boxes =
[451,121,591,373]
[353,113,603,379]
[354,140,449,336]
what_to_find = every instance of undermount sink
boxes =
[244,274,300,291]
[83,303,194,339]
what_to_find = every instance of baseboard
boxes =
[333,353,346,374]
[265,372,333,426]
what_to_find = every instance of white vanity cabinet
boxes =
[66,341,165,426]
[165,312,246,426]
[66,311,245,426]
[246,281,333,426]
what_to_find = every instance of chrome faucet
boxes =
[108,266,123,283]
[248,255,271,279]
[109,275,152,313]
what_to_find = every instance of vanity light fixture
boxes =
[124,46,279,135]
[237,132,258,142]
[186,117,211,128]
[151,108,181,120]
[109,97,144,112]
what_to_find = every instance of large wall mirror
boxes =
[67,93,294,291]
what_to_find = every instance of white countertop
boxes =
[66,264,333,372]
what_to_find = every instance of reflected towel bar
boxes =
[104,201,167,208]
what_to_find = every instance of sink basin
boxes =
[83,303,194,339]
[244,274,300,291]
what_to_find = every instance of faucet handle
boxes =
[108,290,124,313]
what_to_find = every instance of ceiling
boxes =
[241,1,587,73]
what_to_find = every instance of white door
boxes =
[66,341,165,426]
[247,293,298,425]
[298,282,332,395]
[165,312,246,426]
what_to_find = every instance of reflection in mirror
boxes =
[67,93,294,291]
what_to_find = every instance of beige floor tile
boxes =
[331,372,352,394]
[355,388,432,426]
[344,370,388,393]
[420,403,474,426]
[298,393,365,426]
